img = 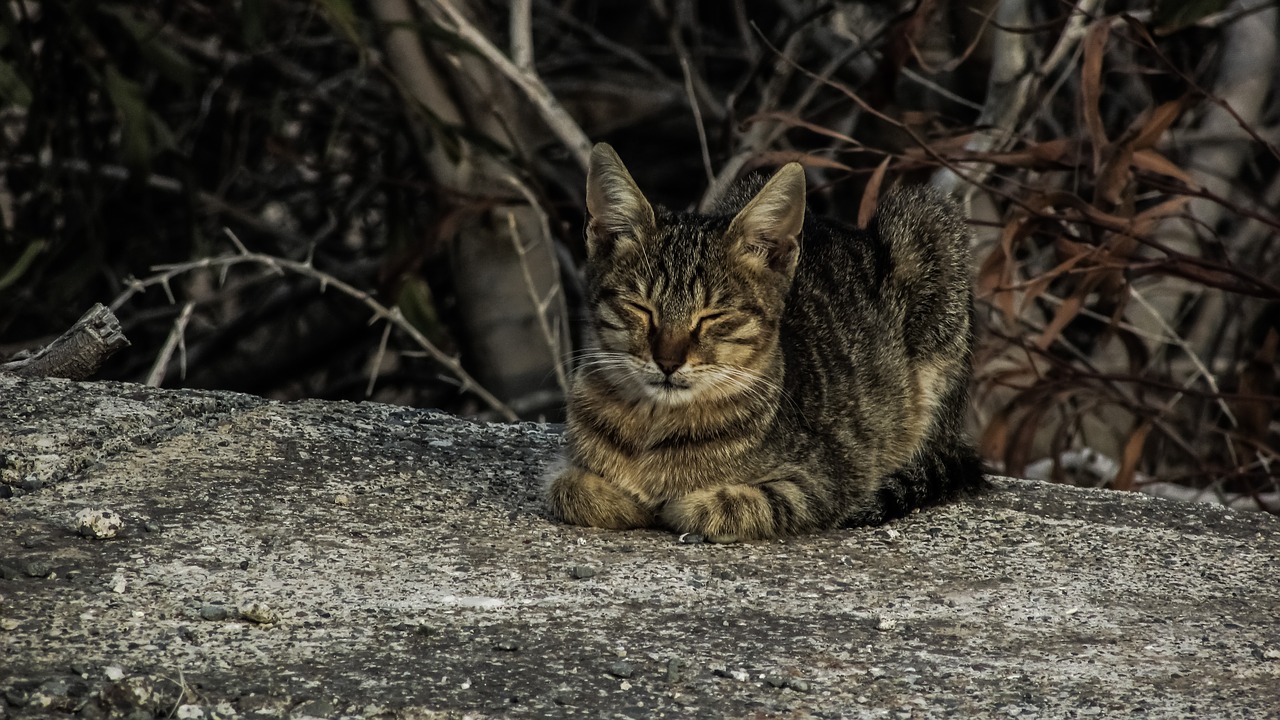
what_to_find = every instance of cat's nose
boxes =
[651,331,690,376]
[654,356,684,376]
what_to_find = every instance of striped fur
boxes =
[545,143,985,540]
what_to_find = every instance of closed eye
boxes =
[692,311,728,335]
[624,301,655,325]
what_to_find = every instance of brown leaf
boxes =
[1081,21,1111,172]
[1096,144,1134,206]
[1037,291,1085,351]
[1132,99,1185,150]
[1114,420,1152,491]
[1131,149,1198,188]
[750,150,853,172]
[858,156,891,229]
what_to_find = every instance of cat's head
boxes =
[580,142,805,406]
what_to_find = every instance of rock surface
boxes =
[0,374,1277,719]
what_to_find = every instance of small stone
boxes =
[493,640,520,652]
[293,699,336,717]
[876,615,898,631]
[176,705,204,719]
[785,679,811,692]
[729,669,750,682]
[240,602,278,624]
[765,675,787,688]
[0,618,19,631]
[334,494,351,506]
[199,605,231,621]
[666,658,686,682]
[104,666,126,681]
[0,563,19,580]
[608,661,634,679]
[75,508,124,539]
[143,521,163,533]
[21,477,43,491]
[678,533,704,544]
[570,565,597,579]
[21,558,52,578]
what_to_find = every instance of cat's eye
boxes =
[692,311,727,336]
[624,301,655,325]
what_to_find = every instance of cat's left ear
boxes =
[728,163,805,277]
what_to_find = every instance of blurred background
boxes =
[1,0,1276,510]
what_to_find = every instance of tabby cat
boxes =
[545,143,984,541]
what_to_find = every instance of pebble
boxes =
[199,605,231,621]
[608,661,634,679]
[334,494,351,506]
[0,563,20,580]
[0,618,19,631]
[240,602,278,624]
[75,508,124,539]
[21,558,52,578]
[765,675,787,688]
[678,533,704,544]
[786,679,811,692]
[666,658,686,682]
[21,477,43,491]
[493,640,520,652]
[570,565,596,579]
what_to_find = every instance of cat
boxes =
[545,142,985,541]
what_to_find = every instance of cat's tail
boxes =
[845,442,989,527]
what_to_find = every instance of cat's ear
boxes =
[585,143,656,258]
[727,163,805,276]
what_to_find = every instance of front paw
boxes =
[545,464,653,530]
[661,484,779,541]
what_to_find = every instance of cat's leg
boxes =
[545,463,654,530]
[660,471,822,541]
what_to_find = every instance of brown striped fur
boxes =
[545,143,985,540]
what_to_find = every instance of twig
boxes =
[113,231,518,420]
[428,0,592,171]
[499,174,569,393]
[145,301,195,387]
[679,55,715,185]
[509,0,534,70]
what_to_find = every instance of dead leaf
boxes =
[858,156,891,229]
[1114,420,1152,491]
[1081,21,1111,172]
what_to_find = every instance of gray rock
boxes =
[198,605,231,622]
[0,375,1278,718]
[607,661,634,679]
[569,565,596,579]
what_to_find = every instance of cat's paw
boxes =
[545,464,653,530]
[660,484,781,540]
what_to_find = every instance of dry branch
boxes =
[0,304,131,380]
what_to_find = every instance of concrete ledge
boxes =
[1,375,1277,718]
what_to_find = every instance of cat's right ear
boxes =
[585,143,656,258]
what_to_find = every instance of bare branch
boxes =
[428,0,592,171]
[1,304,131,380]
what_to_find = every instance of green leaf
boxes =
[0,240,47,291]
[97,5,196,91]
[0,57,31,107]
[316,0,362,48]
[396,276,450,349]
[103,64,151,170]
